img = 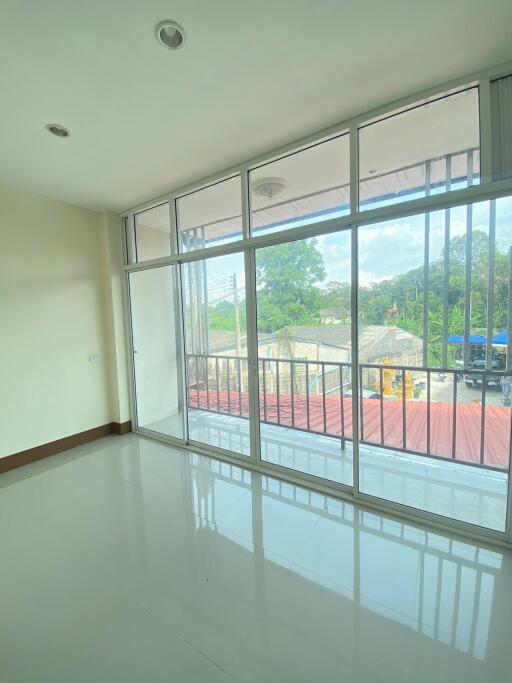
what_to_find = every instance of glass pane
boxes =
[357,197,512,531]
[134,203,171,262]
[250,135,350,237]
[177,176,242,252]
[490,75,512,181]
[182,251,250,456]
[129,266,184,439]
[359,88,480,211]
[255,232,353,485]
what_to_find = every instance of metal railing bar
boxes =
[184,352,352,368]
[262,360,268,421]
[452,376,457,460]
[322,365,327,433]
[205,357,211,410]
[485,200,496,370]
[379,367,384,445]
[442,155,452,368]
[291,363,295,427]
[427,370,431,455]
[201,227,210,354]
[215,357,220,413]
[358,362,507,375]
[186,353,511,377]
[238,358,242,416]
[359,365,364,441]
[339,366,345,437]
[276,361,280,423]
[227,358,231,413]
[187,352,244,361]
[193,229,204,353]
[195,355,200,405]
[306,363,311,432]
[480,379,486,465]
[423,160,431,367]
[187,262,196,353]
[508,247,512,372]
[463,151,474,369]
[402,369,407,450]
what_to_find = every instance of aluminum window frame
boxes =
[175,173,244,254]
[121,61,512,548]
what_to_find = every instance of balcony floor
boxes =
[184,410,507,532]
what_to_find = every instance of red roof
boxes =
[189,391,511,471]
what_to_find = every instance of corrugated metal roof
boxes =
[189,390,509,470]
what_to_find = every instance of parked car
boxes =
[464,359,503,389]
[345,389,381,399]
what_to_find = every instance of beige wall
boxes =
[0,184,129,458]
[101,211,131,424]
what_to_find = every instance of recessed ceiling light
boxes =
[46,123,70,138]
[253,177,288,200]
[156,20,185,50]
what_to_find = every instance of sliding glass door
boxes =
[181,251,251,457]
[254,232,353,486]
[129,265,185,440]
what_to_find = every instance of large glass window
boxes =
[134,203,171,262]
[357,196,512,531]
[176,176,243,252]
[125,75,512,540]
[359,88,480,210]
[182,251,251,456]
[255,232,353,485]
[250,134,350,236]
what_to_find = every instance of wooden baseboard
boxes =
[0,421,132,475]
[112,420,132,435]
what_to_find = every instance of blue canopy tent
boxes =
[447,332,509,345]
[447,334,487,344]
[492,331,508,346]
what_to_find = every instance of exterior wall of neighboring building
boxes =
[259,340,350,364]
[203,325,423,396]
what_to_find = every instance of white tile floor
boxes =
[1,433,511,682]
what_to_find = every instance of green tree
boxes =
[256,239,326,332]
[208,300,247,332]
[319,281,351,323]
[207,227,511,350]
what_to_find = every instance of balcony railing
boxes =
[186,353,510,472]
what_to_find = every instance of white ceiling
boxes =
[1,0,511,214]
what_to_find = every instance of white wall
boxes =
[0,184,124,457]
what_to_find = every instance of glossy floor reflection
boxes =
[0,434,511,682]
[185,409,507,530]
